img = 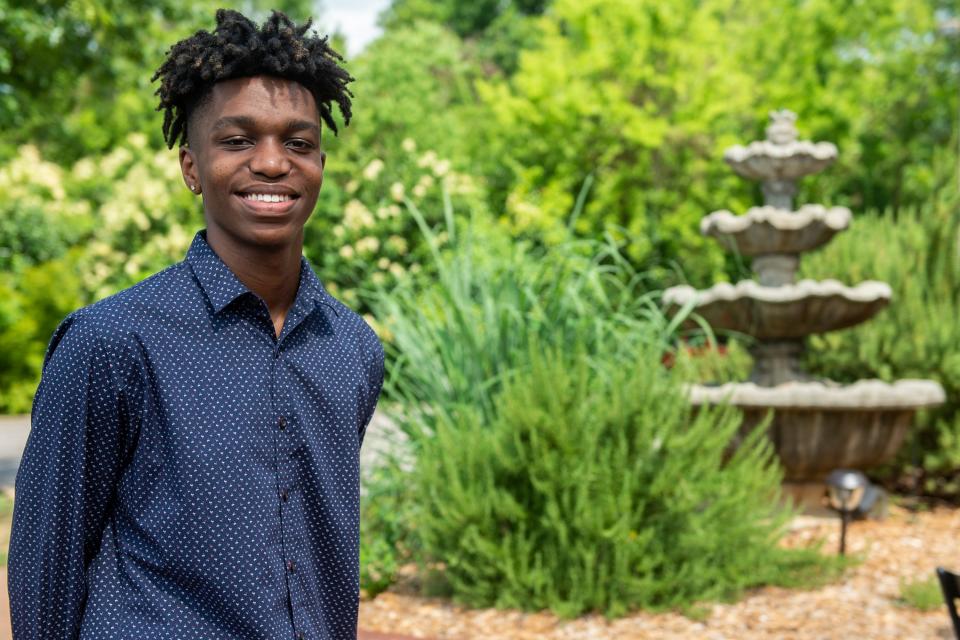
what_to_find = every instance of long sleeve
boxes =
[8,312,134,639]
[358,332,385,448]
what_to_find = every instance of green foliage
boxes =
[0,146,94,271]
[309,147,484,311]
[370,209,840,616]
[0,137,201,411]
[0,1,331,162]
[323,21,477,171]
[476,0,958,288]
[898,575,944,612]
[0,249,88,413]
[373,205,680,435]
[0,492,12,567]
[669,339,754,385]
[799,173,960,497]
[379,0,548,37]
[307,21,486,309]
[0,0,224,160]
[360,462,416,598]
[407,338,832,617]
[475,0,757,284]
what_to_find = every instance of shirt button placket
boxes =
[273,343,299,632]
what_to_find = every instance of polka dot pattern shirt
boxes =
[8,229,384,639]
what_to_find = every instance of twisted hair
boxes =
[152,9,353,148]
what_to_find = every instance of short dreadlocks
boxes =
[152,9,354,149]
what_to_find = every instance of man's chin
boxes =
[208,220,306,252]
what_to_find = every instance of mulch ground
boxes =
[357,505,960,639]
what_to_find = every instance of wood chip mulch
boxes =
[358,505,960,639]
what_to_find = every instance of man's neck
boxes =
[204,225,303,321]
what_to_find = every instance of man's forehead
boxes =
[208,76,317,113]
[190,75,320,134]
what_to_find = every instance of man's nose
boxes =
[249,139,291,178]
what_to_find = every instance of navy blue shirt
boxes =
[8,229,384,639]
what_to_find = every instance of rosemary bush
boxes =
[407,338,841,617]
[370,205,835,616]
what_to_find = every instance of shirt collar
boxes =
[185,229,338,318]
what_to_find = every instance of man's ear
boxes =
[320,150,326,171]
[179,144,201,195]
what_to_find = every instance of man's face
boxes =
[179,75,326,250]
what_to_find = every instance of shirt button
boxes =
[296,632,304,640]
[280,488,289,502]
[287,560,296,573]
[278,416,287,430]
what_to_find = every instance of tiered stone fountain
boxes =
[664,110,945,505]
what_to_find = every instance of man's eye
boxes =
[287,139,314,150]
[222,138,250,147]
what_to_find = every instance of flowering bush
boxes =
[306,141,485,311]
[0,135,201,410]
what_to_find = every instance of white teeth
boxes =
[243,193,292,202]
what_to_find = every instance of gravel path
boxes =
[358,506,960,639]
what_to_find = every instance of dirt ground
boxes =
[358,505,960,640]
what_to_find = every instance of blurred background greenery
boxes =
[1,0,958,615]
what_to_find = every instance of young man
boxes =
[8,10,384,640]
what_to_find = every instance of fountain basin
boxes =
[701,205,851,256]
[689,379,946,480]
[724,139,838,181]
[663,279,892,338]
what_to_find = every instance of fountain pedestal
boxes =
[664,110,945,509]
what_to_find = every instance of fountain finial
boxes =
[766,109,798,145]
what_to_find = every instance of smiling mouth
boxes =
[238,192,299,203]
[235,191,300,214]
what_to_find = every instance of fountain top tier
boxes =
[724,109,838,182]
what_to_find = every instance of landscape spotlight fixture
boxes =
[825,469,869,555]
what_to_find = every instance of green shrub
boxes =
[360,462,418,598]
[372,206,838,616]
[0,138,201,409]
[898,576,943,612]
[407,339,833,617]
[668,338,754,385]
[307,20,486,311]
[0,249,89,413]
[365,204,690,598]
[799,180,960,497]
[307,144,484,312]
[372,202,686,437]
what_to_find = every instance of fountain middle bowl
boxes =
[663,279,892,339]
[701,205,851,256]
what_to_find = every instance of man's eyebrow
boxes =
[210,116,320,135]
[211,115,257,132]
[285,119,320,135]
